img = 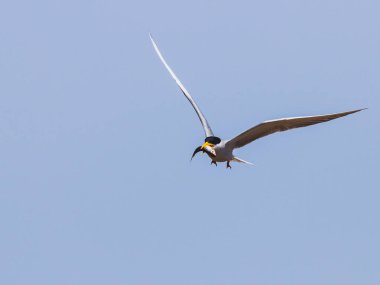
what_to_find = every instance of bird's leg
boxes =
[226,161,232,169]
[211,160,217,166]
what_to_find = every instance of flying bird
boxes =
[150,34,365,169]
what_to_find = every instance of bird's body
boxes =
[209,141,233,162]
[150,34,365,169]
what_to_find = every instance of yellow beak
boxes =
[201,142,214,149]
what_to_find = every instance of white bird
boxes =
[150,34,365,169]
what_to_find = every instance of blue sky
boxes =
[0,0,379,284]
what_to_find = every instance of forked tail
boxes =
[233,157,255,166]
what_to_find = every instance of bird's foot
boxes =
[226,161,232,169]
[211,161,217,166]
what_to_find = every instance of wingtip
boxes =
[353,108,368,113]
[344,108,367,115]
[149,33,156,45]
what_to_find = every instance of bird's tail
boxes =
[233,157,255,166]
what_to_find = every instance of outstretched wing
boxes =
[150,34,214,138]
[226,109,365,149]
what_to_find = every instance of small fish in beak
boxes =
[203,145,216,157]
[191,143,216,161]
[191,146,203,160]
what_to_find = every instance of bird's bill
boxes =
[201,142,216,157]
[201,141,214,149]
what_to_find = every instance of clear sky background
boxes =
[0,0,379,284]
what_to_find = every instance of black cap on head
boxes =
[205,136,221,145]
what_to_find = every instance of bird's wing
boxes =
[149,34,214,137]
[226,109,365,149]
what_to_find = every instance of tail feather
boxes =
[233,157,255,166]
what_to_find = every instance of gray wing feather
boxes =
[149,34,214,138]
[226,109,365,149]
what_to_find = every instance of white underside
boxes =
[205,141,233,162]
[203,141,254,166]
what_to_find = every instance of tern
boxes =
[150,34,365,169]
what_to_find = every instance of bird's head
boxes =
[191,136,221,160]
